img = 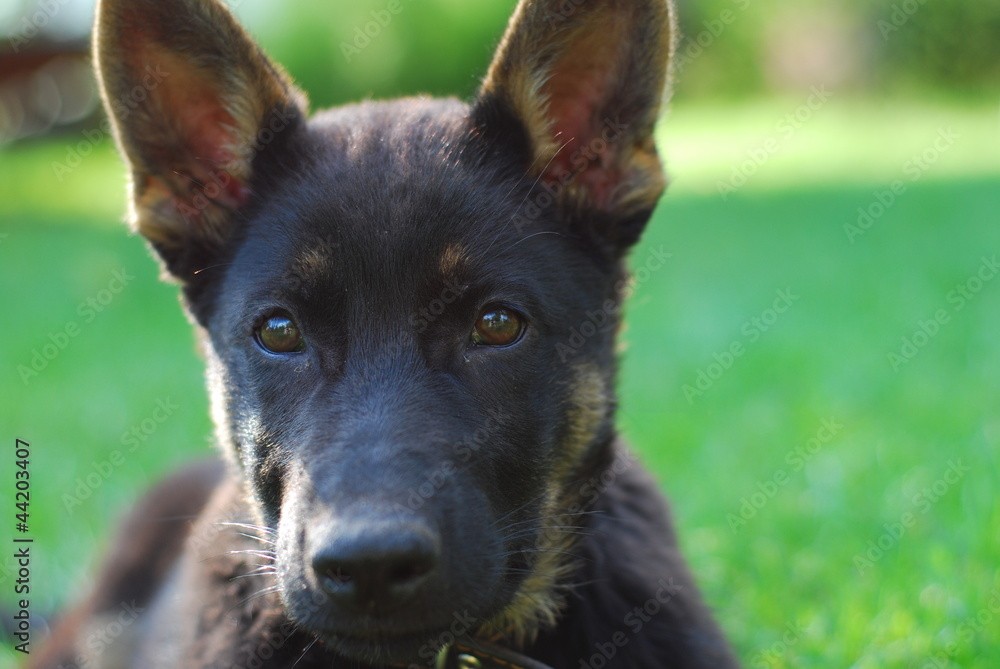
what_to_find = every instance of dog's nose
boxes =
[311,522,440,613]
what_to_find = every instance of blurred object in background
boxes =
[673,0,1000,99]
[0,48,96,145]
[0,0,97,145]
[762,6,867,92]
[865,0,1000,94]
[1,0,999,146]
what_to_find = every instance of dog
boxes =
[31,0,740,667]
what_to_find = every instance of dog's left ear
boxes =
[476,0,675,252]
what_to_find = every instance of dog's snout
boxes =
[311,522,440,613]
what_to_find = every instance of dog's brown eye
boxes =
[256,313,305,354]
[472,307,524,347]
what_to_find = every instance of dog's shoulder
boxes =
[28,459,225,669]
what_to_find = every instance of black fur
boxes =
[32,1,740,667]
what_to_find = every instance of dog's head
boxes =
[94,0,674,663]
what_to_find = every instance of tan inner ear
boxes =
[120,47,252,251]
[543,17,629,168]
[129,47,251,198]
[543,33,628,208]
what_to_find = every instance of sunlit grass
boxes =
[657,97,1000,195]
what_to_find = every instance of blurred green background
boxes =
[1,0,998,667]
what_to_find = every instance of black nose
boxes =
[311,522,440,613]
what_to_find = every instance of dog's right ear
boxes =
[94,0,307,279]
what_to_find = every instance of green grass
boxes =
[2,99,998,668]
[620,175,1000,667]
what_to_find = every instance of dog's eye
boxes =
[472,306,524,347]
[256,312,305,354]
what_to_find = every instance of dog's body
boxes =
[32,1,739,667]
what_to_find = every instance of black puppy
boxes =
[32,0,739,667]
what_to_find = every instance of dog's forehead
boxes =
[277,209,516,300]
[245,100,536,292]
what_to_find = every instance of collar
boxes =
[434,639,554,669]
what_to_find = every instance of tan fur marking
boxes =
[485,364,610,646]
[438,242,469,278]
[290,246,330,290]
